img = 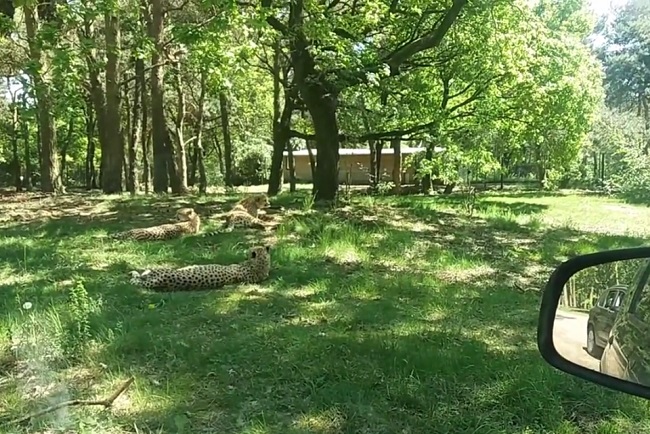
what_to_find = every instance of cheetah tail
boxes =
[110,231,128,240]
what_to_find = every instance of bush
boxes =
[232,139,273,186]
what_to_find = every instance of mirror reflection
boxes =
[554,257,650,387]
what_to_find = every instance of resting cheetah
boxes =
[202,210,269,236]
[232,193,270,218]
[129,245,271,291]
[203,195,271,236]
[111,207,201,241]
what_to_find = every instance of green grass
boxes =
[1,187,650,433]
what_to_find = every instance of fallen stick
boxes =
[4,376,135,426]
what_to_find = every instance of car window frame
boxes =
[612,291,625,310]
[627,259,650,317]
[598,289,612,307]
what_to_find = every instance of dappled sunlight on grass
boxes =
[292,408,345,433]
[2,189,650,432]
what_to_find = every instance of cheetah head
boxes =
[249,244,271,259]
[176,207,198,222]
[254,194,270,209]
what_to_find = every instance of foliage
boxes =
[599,0,650,110]
[232,138,273,185]
[0,0,614,196]
[564,258,643,310]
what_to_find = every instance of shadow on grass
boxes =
[60,268,650,432]
[486,189,607,199]
[0,191,297,239]
[617,189,650,207]
[2,193,650,433]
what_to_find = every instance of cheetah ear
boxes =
[251,250,257,258]
[264,245,271,253]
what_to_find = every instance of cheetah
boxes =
[231,193,270,218]
[111,207,201,241]
[203,195,272,236]
[128,245,271,291]
[202,210,270,236]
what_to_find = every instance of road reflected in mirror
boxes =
[553,257,650,388]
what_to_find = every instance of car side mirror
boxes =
[538,247,650,400]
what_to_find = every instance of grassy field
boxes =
[1,187,650,433]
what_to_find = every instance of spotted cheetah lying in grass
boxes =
[129,245,271,291]
[111,207,201,241]
[203,194,272,236]
[208,210,270,234]
[231,193,270,218]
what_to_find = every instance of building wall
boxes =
[283,154,418,185]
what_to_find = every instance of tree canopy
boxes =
[0,0,614,199]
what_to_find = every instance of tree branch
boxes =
[329,0,467,89]
[289,118,441,142]
[326,0,342,10]
[447,86,486,113]
[384,0,467,73]
[163,0,190,14]
[119,61,168,87]
[266,16,288,34]
[4,377,135,427]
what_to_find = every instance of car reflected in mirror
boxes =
[542,251,650,397]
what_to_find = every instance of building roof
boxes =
[284,146,445,157]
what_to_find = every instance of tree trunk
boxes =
[268,103,293,196]
[149,0,169,193]
[287,141,296,192]
[164,128,182,193]
[219,91,234,187]
[79,19,112,192]
[305,138,316,181]
[189,146,198,186]
[375,141,384,183]
[84,95,98,190]
[7,79,21,191]
[125,57,143,195]
[268,38,292,197]
[171,63,189,194]
[268,39,282,196]
[35,110,41,174]
[214,136,225,176]
[24,4,62,193]
[289,0,340,202]
[138,56,150,193]
[193,69,208,194]
[643,97,650,156]
[392,138,401,192]
[121,137,129,188]
[102,11,123,194]
[59,115,74,183]
[300,81,339,201]
[197,144,207,194]
[369,140,377,186]
[360,95,375,186]
[22,115,33,191]
[443,183,456,194]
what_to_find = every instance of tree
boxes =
[23,0,63,193]
[599,0,650,154]
[262,0,468,201]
